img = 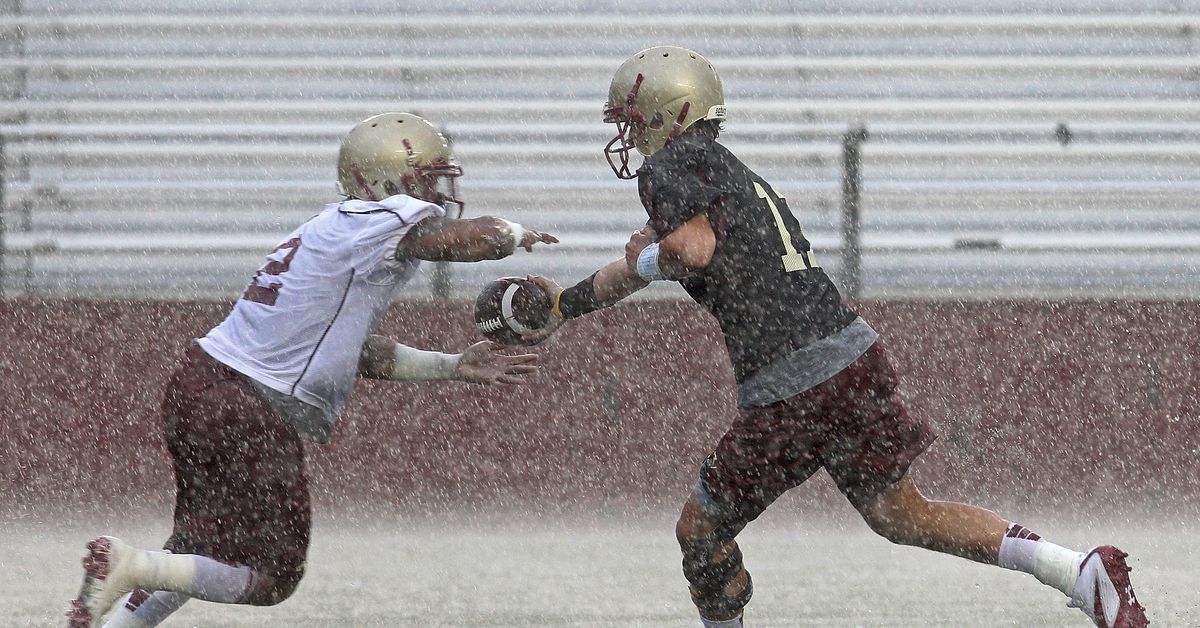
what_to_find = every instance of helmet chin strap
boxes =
[434,193,465,219]
[668,102,691,140]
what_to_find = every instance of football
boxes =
[473,276,551,345]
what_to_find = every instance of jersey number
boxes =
[754,181,818,273]
[243,237,302,306]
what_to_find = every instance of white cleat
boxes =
[1068,545,1149,628]
[66,536,142,628]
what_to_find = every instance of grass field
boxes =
[6,509,1197,627]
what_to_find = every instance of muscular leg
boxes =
[676,494,753,625]
[856,475,1081,594]
[856,475,1006,563]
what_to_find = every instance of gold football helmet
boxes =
[603,46,726,179]
[336,112,464,214]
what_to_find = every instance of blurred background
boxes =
[4,0,1200,299]
[2,1,1199,626]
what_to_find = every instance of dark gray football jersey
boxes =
[637,133,858,382]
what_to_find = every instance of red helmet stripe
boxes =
[349,163,378,201]
[627,73,644,108]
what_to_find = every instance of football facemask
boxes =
[602,46,726,180]
[404,157,465,218]
[603,74,647,180]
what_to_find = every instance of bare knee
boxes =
[676,499,720,546]
[857,476,931,547]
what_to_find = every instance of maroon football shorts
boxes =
[159,343,310,598]
[697,342,937,525]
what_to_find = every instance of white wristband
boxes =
[500,219,526,254]
[389,343,462,382]
[636,243,666,281]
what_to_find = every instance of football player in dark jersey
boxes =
[526,47,1146,628]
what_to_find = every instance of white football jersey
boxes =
[198,195,444,436]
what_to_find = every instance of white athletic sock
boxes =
[699,614,743,628]
[997,523,1084,596]
[102,590,189,628]
[130,551,255,603]
[188,556,256,602]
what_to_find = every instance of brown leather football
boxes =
[473,276,551,346]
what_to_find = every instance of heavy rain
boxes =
[1,1,1197,626]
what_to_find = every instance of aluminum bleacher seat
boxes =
[2,4,1199,298]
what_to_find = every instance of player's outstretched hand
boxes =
[521,274,565,345]
[454,341,539,385]
[519,229,559,252]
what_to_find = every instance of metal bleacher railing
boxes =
[2,9,1199,300]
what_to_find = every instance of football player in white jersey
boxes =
[66,112,558,628]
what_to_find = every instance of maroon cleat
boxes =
[1068,545,1149,627]
[65,598,92,628]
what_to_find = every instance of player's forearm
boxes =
[357,335,461,381]
[594,257,650,302]
[556,258,647,320]
[427,217,521,262]
[399,216,535,262]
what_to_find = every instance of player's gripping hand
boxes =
[623,224,657,273]
[455,341,540,385]
[520,274,565,345]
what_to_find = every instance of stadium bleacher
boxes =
[2,3,1199,298]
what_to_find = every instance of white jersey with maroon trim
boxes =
[198,194,444,429]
